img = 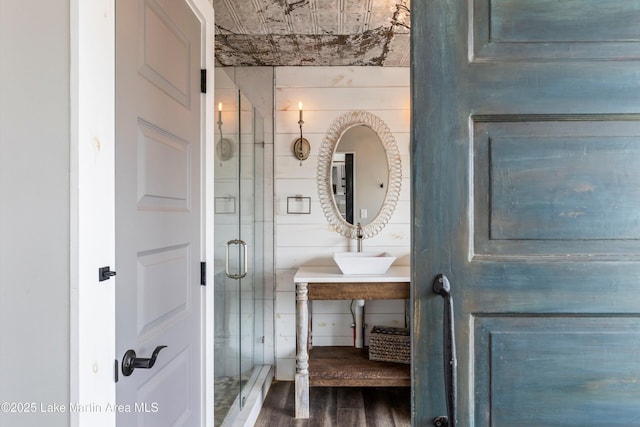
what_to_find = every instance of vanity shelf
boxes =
[309,346,410,387]
[293,265,411,418]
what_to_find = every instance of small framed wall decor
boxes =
[287,196,311,215]
[215,196,236,214]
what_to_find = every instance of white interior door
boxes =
[115,0,202,425]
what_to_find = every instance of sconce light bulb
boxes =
[298,101,303,122]
[218,102,222,112]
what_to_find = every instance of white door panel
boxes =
[116,0,202,426]
[137,120,192,211]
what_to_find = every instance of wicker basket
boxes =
[368,325,410,364]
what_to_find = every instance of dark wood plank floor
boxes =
[254,381,411,427]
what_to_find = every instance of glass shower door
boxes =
[236,91,265,406]
[238,92,265,405]
[213,72,264,426]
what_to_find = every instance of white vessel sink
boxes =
[333,252,396,275]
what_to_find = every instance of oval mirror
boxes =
[317,111,402,239]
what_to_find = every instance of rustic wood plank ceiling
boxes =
[211,0,411,67]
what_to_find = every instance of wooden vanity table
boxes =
[293,265,411,418]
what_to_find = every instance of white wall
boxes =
[273,67,411,380]
[0,1,71,425]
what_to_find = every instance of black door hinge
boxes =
[200,262,206,286]
[200,69,207,94]
[114,359,119,383]
[99,266,117,282]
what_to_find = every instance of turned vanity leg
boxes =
[295,281,310,418]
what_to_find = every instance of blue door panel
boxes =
[473,117,640,259]
[472,0,640,60]
[475,317,640,427]
[489,136,640,240]
[488,0,640,43]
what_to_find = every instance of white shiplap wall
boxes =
[274,67,411,380]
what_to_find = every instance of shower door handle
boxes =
[433,274,457,427]
[225,239,248,279]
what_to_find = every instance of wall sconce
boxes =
[293,101,310,164]
[216,102,233,164]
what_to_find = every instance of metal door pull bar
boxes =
[433,274,457,427]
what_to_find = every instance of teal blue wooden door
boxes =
[412,1,640,426]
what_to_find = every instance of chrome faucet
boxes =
[356,222,363,252]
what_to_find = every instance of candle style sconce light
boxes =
[216,102,234,164]
[293,101,310,165]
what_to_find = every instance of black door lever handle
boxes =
[121,345,167,376]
